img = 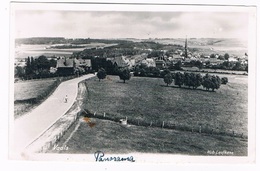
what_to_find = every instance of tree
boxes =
[194,73,203,89]
[35,55,51,77]
[202,74,212,91]
[202,74,221,91]
[195,60,203,70]
[15,66,25,78]
[211,75,221,91]
[174,60,182,70]
[232,62,243,71]
[221,77,228,84]
[222,61,232,69]
[163,73,173,86]
[183,73,202,89]
[97,68,107,81]
[118,68,131,83]
[174,72,184,87]
[184,72,192,88]
[224,53,230,60]
[218,55,225,60]
[210,54,215,58]
[49,58,57,68]
[149,66,160,77]
[160,69,171,78]
[25,56,31,76]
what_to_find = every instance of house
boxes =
[228,57,238,62]
[141,58,156,67]
[208,58,223,66]
[77,59,92,71]
[169,54,184,63]
[109,56,131,69]
[155,60,166,69]
[56,58,76,76]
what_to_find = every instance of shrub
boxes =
[221,77,228,84]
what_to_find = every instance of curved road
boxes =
[10,74,95,159]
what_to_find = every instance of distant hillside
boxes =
[15,37,129,45]
[16,37,68,45]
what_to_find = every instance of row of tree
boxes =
[97,66,227,92]
[164,72,226,91]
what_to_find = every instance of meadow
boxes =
[14,78,60,118]
[51,74,248,155]
[52,117,247,155]
[83,75,248,136]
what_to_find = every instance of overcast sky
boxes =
[15,11,249,40]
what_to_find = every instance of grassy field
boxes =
[83,75,247,136]
[49,74,248,155]
[14,78,59,118]
[50,117,247,155]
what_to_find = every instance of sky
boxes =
[15,10,249,40]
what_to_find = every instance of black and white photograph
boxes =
[8,1,257,164]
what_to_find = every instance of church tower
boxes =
[184,36,188,58]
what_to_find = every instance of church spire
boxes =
[184,36,188,58]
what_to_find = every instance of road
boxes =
[10,74,95,159]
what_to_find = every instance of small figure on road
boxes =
[64,95,68,103]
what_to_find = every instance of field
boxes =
[14,78,59,118]
[154,38,247,57]
[50,117,247,155]
[15,43,117,59]
[50,74,248,155]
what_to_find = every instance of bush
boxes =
[221,77,228,84]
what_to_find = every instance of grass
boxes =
[48,74,247,155]
[50,117,247,155]
[14,78,60,118]
[14,78,58,101]
[83,75,247,136]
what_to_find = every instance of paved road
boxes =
[10,74,95,159]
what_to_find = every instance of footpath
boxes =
[10,74,95,159]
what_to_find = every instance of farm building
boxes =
[56,58,77,76]
[108,56,133,69]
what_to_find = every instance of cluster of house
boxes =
[14,38,248,76]
[138,49,248,69]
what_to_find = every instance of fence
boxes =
[81,109,247,139]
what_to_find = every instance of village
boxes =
[14,38,248,80]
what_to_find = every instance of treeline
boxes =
[15,37,68,45]
[15,56,57,79]
[163,71,227,91]
[72,41,181,59]
[210,61,248,71]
